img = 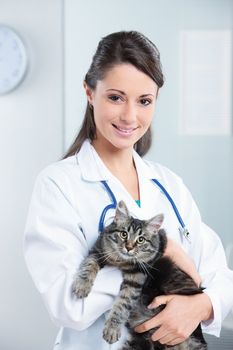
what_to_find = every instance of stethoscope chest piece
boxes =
[179,226,191,244]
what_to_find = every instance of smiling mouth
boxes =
[112,124,138,134]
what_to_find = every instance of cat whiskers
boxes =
[144,261,159,272]
[138,260,159,279]
[137,260,152,277]
[97,250,116,264]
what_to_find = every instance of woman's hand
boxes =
[164,238,202,287]
[135,293,213,346]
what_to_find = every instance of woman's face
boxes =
[84,63,158,153]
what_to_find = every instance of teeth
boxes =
[114,125,135,133]
[118,128,133,133]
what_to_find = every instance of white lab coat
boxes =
[24,139,233,350]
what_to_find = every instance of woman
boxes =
[24,31,233,350]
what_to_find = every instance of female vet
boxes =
[24,31,233,350]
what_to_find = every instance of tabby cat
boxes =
[72,201,207,350]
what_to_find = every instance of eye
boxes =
[120,231,128,240]
[140,98,152,106]
[108,95,123,103]
[136,236,145,244]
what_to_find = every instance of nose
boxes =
[125,241,134,251]
[120,101,137,124]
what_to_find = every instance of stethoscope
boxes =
[98,179,191,243]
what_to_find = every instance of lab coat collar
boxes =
[76,139,161,182]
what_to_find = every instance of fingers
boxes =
[135,295,175,333]
[135,294,200,347]
[153,331,184,346]
[151,324,187,344]
[136,318,187,346]
[134,313,162,333]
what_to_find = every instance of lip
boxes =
[112,124,138,137]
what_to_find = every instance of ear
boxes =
[114,201,130,225]
[145,213,164,233]
[83,80,94,105]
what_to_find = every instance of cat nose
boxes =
[126,242,134,251]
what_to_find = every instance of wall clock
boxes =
[0,24,28,95]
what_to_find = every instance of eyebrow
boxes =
[106,88,155,98]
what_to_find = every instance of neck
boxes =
[92,138,140,200]
[92,140,135,175]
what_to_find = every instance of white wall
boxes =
[0,0,62,348]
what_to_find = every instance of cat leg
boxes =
[103,278,144,344]
[72,254,100,298]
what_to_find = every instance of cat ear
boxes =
[114,200,130,224]
[145,213,164,232]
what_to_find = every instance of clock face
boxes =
[0,25,28,95]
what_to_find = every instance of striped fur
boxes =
[72,201,207,349]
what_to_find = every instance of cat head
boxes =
[102,201,164,266]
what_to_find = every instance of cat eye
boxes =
[120,231,128,240]
[136,236,145,244]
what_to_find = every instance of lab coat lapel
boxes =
[76,139,109,182]
[77,139,164,220]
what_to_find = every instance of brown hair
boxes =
[63,30,164,159]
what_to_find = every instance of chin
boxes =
[108,138,138,151]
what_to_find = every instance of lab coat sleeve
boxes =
[176,176,233,337]
[23,169,122,331]
[198,223,233,336]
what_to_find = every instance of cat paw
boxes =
[103,320,121,344]
[72,277,92,298]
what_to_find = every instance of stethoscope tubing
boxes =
[99,181,117,233]
[99,179,190,242]
[151,179,185,229]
